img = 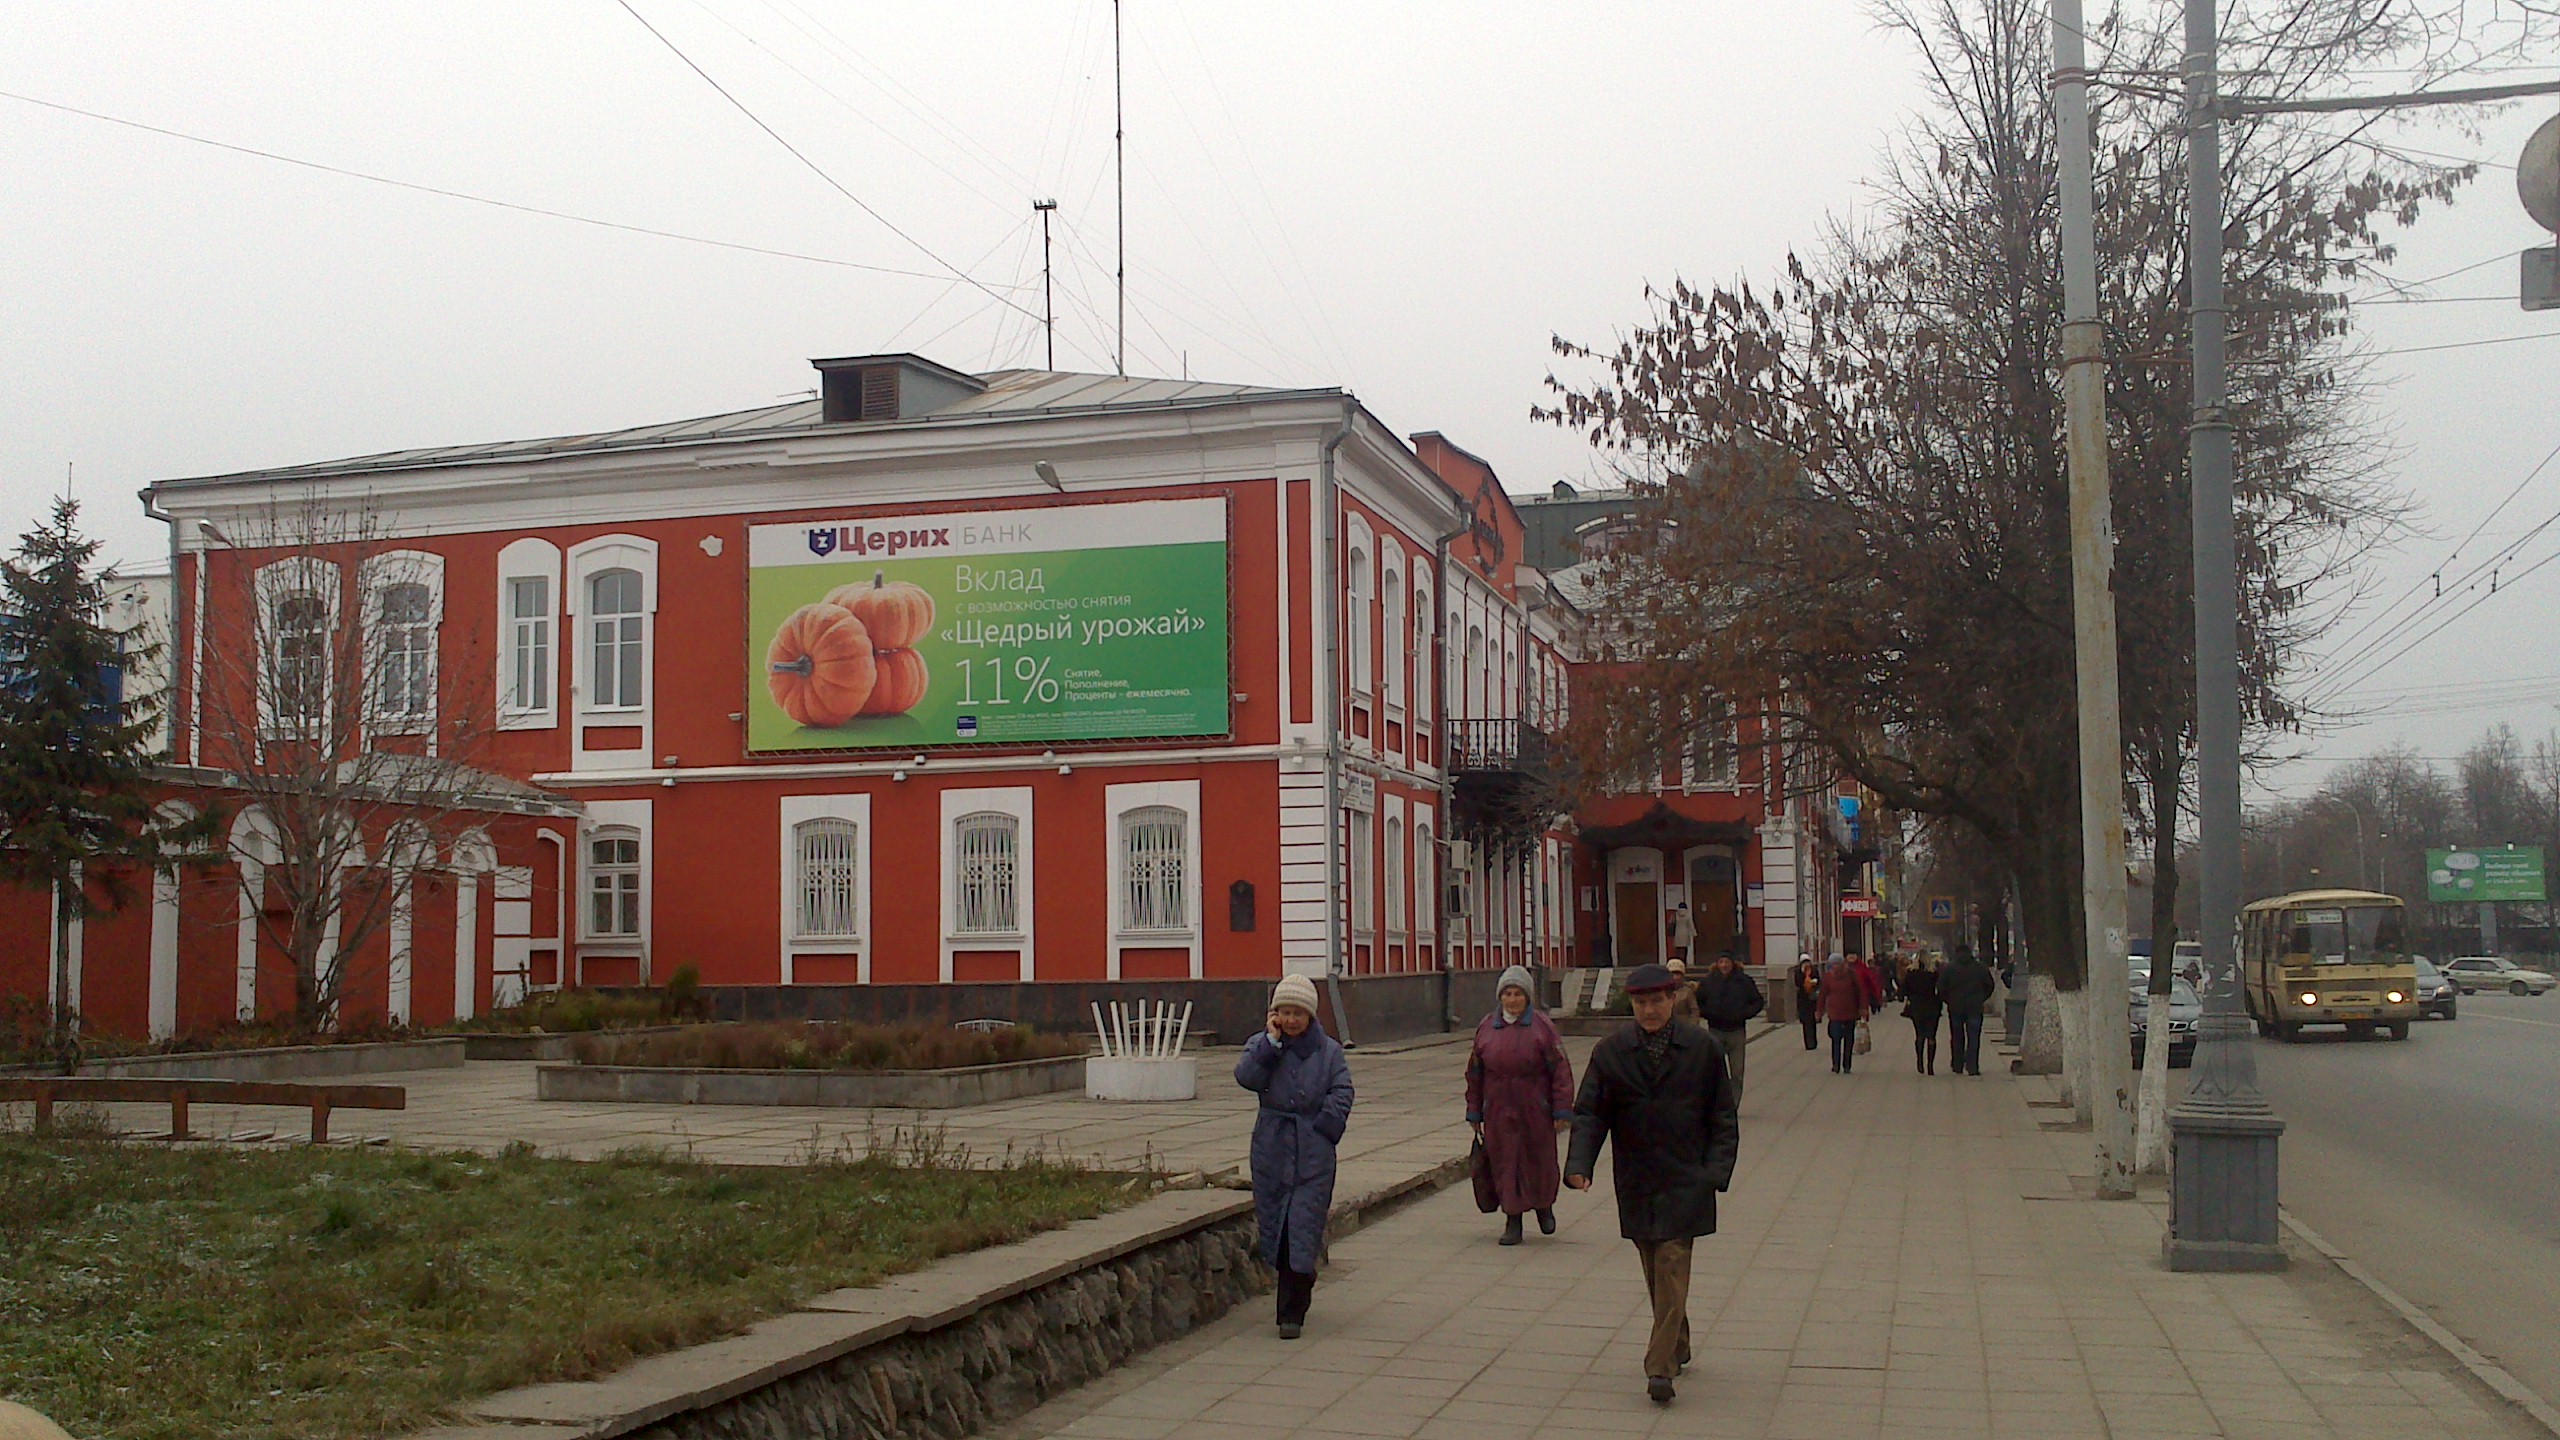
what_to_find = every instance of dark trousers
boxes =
[1912,1014,1941,1072]
[1276,1266,1315,1324]
[1828,1018,1858,1071]
[1949,1011,1985,1074]
[1799,1003,1820,1050]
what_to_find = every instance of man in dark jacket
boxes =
[1566,963,1742,1405]
[1692,951,1767,1096]
[1940,945,1998,1076]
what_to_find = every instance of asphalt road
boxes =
[2232,990,2560,1414]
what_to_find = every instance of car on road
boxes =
[2441,956,2557,996]
[2413,957,2459,1020]
[2129,968,2202,1068]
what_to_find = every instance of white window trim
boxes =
[496,537,562,731]
[1104,780,1202,979]
[578,799,651,978]
[359,550,444,739]
[1380,560,1404,719]
[567,536,658,772]
[779,793,872,983]
[940,786,1033,982]
[253,556,339,741]
[1347,793,1376,942]
[1412,806,1436,955]
[1384,795,1407,943]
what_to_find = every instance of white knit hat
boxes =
[1270,974,1321,1015]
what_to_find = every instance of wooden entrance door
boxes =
[1613,881,1661,965]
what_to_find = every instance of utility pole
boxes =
[2052,0,2136,1199]
[1113,0,1126,377]
[1033,199,1058,370]
[2166,0,2287,1272]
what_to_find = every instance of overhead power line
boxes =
[0,87,1023,288]
[612,0,1038,323]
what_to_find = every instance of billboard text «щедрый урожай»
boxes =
[2424,846,2548,904]
[745,497,1229,752]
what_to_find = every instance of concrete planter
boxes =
[57,1037,467,1082]
[1085,1056,1199,1102]
[536,1054,1086,1109]
[461,1027,688,1062]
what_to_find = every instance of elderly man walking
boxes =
[1566,962,1742,1405]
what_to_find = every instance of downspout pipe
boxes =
[1318,401,1356,1043]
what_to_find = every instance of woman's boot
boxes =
[1536,1207,1556,1235]
[1500,1213,1524,1246]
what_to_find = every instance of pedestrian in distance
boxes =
[1941,944,1997,1077]
[1821,951,1873,1074]
[1903,951,1944,1075]
[1851,951,1886,1012]
[1669,901,1695,965]
[1235,974,1355,1339]
[1693,950,1767,1097]
[1466,964,1574,1246]
[1792,952,1822,1051]
[1565,963,1742,1405]
[1665,956,1701,1023]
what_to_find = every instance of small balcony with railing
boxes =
[1444,718,1561,847]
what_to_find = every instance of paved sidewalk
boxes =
[989,1028,2541,1440]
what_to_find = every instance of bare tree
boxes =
[192,493,524,1030]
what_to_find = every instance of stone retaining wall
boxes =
[64,1037,465,1081]
[630,1216,1263,1440]
[535,1055,1086,1109]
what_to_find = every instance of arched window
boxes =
[953,811,1020,934]
[1119,806,1188,932]
[1465,624,1484,718]
[1385,814,1406,936]
[270,591,330,732]
[794,817,861,938]
[587,827,641,938]
[588,568,645,709]
[1380,564,1402,709]
[1347,544,1373,697]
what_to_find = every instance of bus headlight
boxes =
[2385,990,2405,1004]
[2298,991,2319,1006]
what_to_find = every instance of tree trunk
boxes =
[2019,971,2065,1075]
[2058,981,2090,1119]
[48,867,80,1071]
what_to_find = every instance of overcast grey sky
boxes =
[1,3,2552,800]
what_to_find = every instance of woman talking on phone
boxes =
[1235,974,1355,1339]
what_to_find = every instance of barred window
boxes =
[954,812,1020,934]
[795,818,860,938]
[1120,806,1188,932]
[587,830,641,938]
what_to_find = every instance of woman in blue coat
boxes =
[1235,973,1355,1338]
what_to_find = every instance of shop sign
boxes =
[744,498,1230,751]
[1841,895,1880,919]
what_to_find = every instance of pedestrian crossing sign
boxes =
[1928,897,1956,923]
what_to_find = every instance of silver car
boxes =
[2129,969,2203,1067]
[2441,956,2557,996]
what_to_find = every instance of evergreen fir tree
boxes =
[0,499,207,1062]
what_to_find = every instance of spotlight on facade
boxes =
[1035,460,1064,491]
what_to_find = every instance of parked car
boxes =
[2442,956,2557,996]
[2128,968,2202,1068]
[2412,957,2459,1020]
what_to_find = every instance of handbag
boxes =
[1855,1018,1874,1055]
[1469,1135,1500,1213]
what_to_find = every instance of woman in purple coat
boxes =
[1466,965,1575,1246]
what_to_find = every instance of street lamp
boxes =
[2310,794,2367,890]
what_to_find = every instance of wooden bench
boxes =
[0,1076,406,1144]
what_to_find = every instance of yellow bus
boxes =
[2240,889,2419,1042]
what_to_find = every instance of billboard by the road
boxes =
[745,497,1230,752]
[2424,846,2547,904]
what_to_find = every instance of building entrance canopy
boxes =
[1577,802,1753,856]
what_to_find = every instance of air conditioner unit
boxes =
[1443,839,1477,918]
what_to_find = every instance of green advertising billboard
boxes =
[2424,846,2547,903]
[745,497,1229,752]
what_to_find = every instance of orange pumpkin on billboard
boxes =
[859,646,930,716]
[827,571,936,650]
[766,603,877,727]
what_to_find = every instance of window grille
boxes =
[373,581,434,721]
[794,818,860,938]
[1120,806,1188,932]
[588,568,644,709]
[954,812,1019,934]
[588,831,641,937]
[507,575,551,713]
[270,591,329,731]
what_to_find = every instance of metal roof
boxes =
[153,368,1342,489]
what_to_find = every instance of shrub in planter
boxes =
[571,1021,1083,1072]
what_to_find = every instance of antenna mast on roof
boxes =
[1033,199,1058,370]
[1114,0,1126,377]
